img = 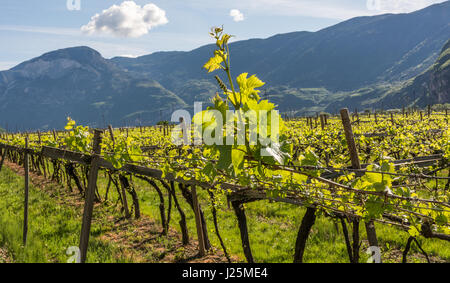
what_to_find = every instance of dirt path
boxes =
[0,246,12,263]
[3,160,235,263]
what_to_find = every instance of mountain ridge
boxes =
[1,2,449,130]
[0,46,187,130]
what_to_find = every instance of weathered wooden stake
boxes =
[191,185,206,256]
[340,109,361,169]
[79,130,102,263]
[320,114,325,130]
[108,125,115,149]
[340,108,381,262]
[23,138,29,245]
[0,148,6,172]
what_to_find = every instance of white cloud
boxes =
[81,1,168,38]
[187,0,447,21]
[230,9,245,22]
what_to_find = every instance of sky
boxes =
[0,0,447,70]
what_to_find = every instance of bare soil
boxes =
[0,246,12,263]
[3,160,235,263]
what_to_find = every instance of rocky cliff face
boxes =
[427,40,450,104]
[373,39,450,109]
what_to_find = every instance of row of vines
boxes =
[0,28,449,263]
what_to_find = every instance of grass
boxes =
[0,166,128,263]
[119,176,450,263]
[1,161,449,263]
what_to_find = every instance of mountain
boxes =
[326,38,450,112]
[1,2,450,130]
[380,38,450,108]
[0,46,186,130]
[112,1,450,93]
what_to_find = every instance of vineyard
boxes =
[0,29,449,263]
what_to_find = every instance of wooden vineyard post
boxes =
[340,108,381,263]
[23,137,29,245]
[79,129,103,263]
[374,112,378,124]
[320,114,325,130]
[108,125,115,150]
[191,185,206,256]
[428,105,431,118]
[390,113,394,125]
[420,111,423,121]
[0,148,6,172]
[340,109,361,169]
[355,109,359,125]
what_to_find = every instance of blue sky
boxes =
[0,0,446,70]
